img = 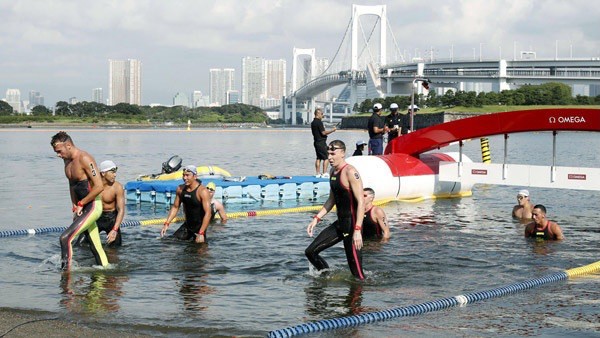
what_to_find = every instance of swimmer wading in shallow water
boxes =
[51,131,109,270]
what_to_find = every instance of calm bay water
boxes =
[0,127,599,337]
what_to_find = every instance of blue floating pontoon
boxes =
[125,176,330,205]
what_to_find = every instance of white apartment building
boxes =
[109,59,142,105]
[209,68,235,106]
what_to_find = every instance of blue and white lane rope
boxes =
[267,270,575,338]
[0,220,142,238]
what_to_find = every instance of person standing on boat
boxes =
[51,131,109,270]
[367,103,387,155]
[524,204,564,240]
[361,188,390,241]
[206,181,227,224]
[161,165,212,243]
[311,108,336,178]
[305,140,366,280]
[512,189,534,221]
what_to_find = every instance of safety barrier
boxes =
[480,137,491,163]
[267,260,600,338]
[0,199,394,238]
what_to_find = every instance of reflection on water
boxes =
[60,270,128,315]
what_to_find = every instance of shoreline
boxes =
[0,307,150,337]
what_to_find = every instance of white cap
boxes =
[99,160,117,173]
[356,140,367,146]
[390,103,399,109]
[183,165,197,175]
[373,103,382,110]
[518,189,529,197]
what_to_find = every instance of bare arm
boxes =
[551,222,564,240]
[80,153,103,204]
[107,182,125,244]
[321,127,337,136]
[374,207,390,240]
[195,188,213,243]
[215,201,227,224]
[161,185,183,237]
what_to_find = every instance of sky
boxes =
[2,0,599,106]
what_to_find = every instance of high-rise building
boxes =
[92,88,103,104]
[28,90,44,109]
[264,59,286,107]
[173,92,189,107]
[191,90,204,108]
[242,57,265,107]
[226,90,240,104]
[209,68,235,106]
[109,59,142,105]
[5,89,21,113]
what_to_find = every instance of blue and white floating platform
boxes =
[125,176,330,205]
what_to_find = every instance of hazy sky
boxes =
[2,0,599,106]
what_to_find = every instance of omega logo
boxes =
[548,116,586,123]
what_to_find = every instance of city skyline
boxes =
[2,0,599,106]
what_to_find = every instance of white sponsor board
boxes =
[439,161,600,191]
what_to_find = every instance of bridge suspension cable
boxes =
[387,17,405,63]
[317,17,353,77]
[357,15,381,66]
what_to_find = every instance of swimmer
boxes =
[524,204,564,240]
[76,160,125,247]
[206,182,227,224]
[305,140,366,280]
[161,165,212,243]
[512,189,534,220]
[51,131,109,270]
[361,188,390,240]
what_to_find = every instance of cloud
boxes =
[1,0,599,105]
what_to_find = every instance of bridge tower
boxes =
[350,5,388,106]
[351,4,387,70]
[290,48,316,125]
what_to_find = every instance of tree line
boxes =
[0,100,269,124]
[355,82,600,113]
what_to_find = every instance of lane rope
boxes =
[267,260,600,338]
[0,199,394,238]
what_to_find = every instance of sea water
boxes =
[0,127,599,337]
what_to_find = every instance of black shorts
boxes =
[314,140,328,160]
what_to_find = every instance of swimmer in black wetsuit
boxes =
[361,188,390,241]
[305,140,366,280]
[524,204,564,240]
[51,131,109,270]
[161,165,212,243]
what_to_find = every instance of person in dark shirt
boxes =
[310,108,336,177]
[367,103,386,155]
[385,103,401,142]
[352,140,367,156]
